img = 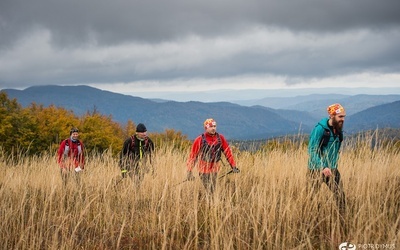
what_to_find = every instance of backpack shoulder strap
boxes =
[130,135,135,150]
[317,123,331,149]
[201,133,207,146]
[130,135,150,148]
[66,138,82,146]
[338,131,343,143]
[321,128,331,147]
[216,132,221,144]
[201,133,221,146]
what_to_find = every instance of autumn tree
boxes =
[0,92,193,158]
[0,92,37,156]
[79,110,124,155]
[24,103,80,152]
[122,120,137,139]
[0,92,20,147]
[151,128,191,152]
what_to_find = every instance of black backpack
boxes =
[200,133,222,162]
[129,135,149,151]
[318,124,343,150]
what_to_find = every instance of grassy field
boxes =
[0,135,399,249]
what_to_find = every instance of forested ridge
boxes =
[2,92,399,158]
[0,92,189,157]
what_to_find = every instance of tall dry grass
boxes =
[0,134,399,250]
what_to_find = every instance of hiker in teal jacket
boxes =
[307,103,347,235]
[308,117,343,170]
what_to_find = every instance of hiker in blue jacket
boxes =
[307,103,347,233]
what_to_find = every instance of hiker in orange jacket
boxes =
[57,127,85,186]
[186,118,240,194]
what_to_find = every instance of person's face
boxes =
[332,112,346,131]
[71,132,79,140]
[136,131,147,140]
[205,124,217,135]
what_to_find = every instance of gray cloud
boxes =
[2,0,399,46]
[0,0,400,90]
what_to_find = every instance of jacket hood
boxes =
[317,118,330,130]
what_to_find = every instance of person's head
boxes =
[204,118,217,135]
[327,103,346,131]
[70,127,79,140]
[135,123,147,140]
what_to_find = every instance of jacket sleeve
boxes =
[119,138,131,169]
[186,136,202,171]
[220,134,236,167]
[147,138,155,164]
[57,140,66,167]
[79,140,85,169]
[307,125,325,169]
[148,138,155,152]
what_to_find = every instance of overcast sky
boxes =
[1,0,400,101]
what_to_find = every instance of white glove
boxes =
[74,166,82,172]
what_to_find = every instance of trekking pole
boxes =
[218,170,233,179]
[113,169,131,187]
[172,179,190,188]
[113,176,125,187]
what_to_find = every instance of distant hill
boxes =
[2,85,400,140]
[236,94,349,110]
[2,85,305,139]
[252,105,318,130]
[237,93,400,118]
[346,100,400,132]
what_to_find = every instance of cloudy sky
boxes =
[1,0,400,101]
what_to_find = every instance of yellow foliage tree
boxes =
[80,110,124,155]
[25,103,80,152]
[122,119,137,139]
[0,92,39,155]
[151,128,191,152]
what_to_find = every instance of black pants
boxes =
[307,168,346,234]
[199,172,218,194]
[121,163,149,187]
[307,169,346,213]
[60,169,81,186]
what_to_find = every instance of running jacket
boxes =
[308,118,343,170]
[57,138,85,170]
[187,132,236,174]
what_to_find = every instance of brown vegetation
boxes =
[1,134,399,249]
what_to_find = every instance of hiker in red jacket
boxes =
[57,128,85,186]
[186,118,240,194]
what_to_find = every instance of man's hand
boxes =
[186,171,195,181]
[321,167,332,177]
[121,169,128,178]
[232,167,240,173]
[74,166,83,172]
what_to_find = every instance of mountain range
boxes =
[2,85,400,140]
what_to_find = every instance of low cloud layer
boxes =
[1,0,399,93]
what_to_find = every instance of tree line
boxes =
[3,91,399,160]
[0,92,190,158]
